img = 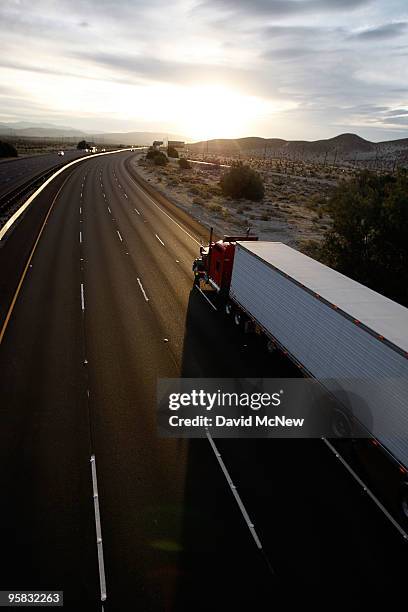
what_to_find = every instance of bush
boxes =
[0,141,18,157]
[315,170,408,305]
[77,140,91,150]
[167,146,179,158]
[178,157,191,169]
[153,152,168,166]
[146,148,159,160]
[220,162,264,201]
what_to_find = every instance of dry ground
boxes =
[131,154,334,249]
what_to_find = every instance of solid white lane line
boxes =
[322,438,408,540]
[137,277,149,302]
[206,431,262,549]
[195,285,218,311]
[80,283,85,311]
[128,176,200,245]
[155,234,165,247]
[79,231,82,244]
[134,208,140,215]
[90,455,107,602]
[117,230,123,242]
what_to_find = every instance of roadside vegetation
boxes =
[306,170,408,305]
[0,141,18,158]
[167,146,179,158]
[220,162,264,201]
[77,139,92,150]
[178,157,191,169]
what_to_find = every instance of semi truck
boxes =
[193,236,408,523]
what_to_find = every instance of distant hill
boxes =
[188,132,408,160]
[0,122,407,160]
[99,131,186,145]
[0,122,86,138]
[0,122,186,144]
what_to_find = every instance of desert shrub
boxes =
[77,140,91,150]
[167,146,179,158]
[220,162,264,201]
[0,141,18,157]
[261,213,269,221]
[208,202,222,213]
[178,157,191,169]
[146,148,160,160]
[153,152,168,166]
[193,196,205,206]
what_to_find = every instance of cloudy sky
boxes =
[0,0,407,141]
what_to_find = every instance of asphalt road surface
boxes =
[0,151,407,611]
[0,150,88,198]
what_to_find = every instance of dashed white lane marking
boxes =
[117,230,123,242]
[103,193,106,199]
[107,206,111,214]
[79,206,82,214]
[134,208,140,215]
[128,176,200,245]
[322,438,408,540]
[124,193,128,199]
[136,277,149,302]
[155,234,165,247]
[90,455,107,602]
[79,231,82,244]
[195,285,218,311]
[206,431,262,549]
[80,283,85,311]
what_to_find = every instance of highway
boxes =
[0,150,87,198]
[0,150,407,611]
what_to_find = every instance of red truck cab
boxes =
[193,235,258,293]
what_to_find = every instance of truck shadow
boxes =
[167,287,301,610]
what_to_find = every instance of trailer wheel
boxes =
[225,303,232,316]
[331,408,352,438]
[266,340,276,354]
[234,312,242,326]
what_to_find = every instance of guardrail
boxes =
[0,167,60,217]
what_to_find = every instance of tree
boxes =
[220,162,264,201]
[178,157,191,169]
[0,141,18,157]
[77,140,90,150]
[153,151,168,166]
[146,148,159,160]
[314,170,408,305]
[167,146,179,158]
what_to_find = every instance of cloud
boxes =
[200,0,372,17]
[350,22,408,41]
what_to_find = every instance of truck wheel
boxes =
[234,312,242,326]
[331,408,352,438]
[225,303,232,316]
[266,340,276,354]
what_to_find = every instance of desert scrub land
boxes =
[130,154,332,249]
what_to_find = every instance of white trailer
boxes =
[228,241,408,475]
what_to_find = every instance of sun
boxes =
[177,85,273,141]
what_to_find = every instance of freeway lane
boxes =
[0,150,407,610]
[0,150,87,199]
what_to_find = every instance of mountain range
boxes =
[0,122,407,160]
[189,133,408,160]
